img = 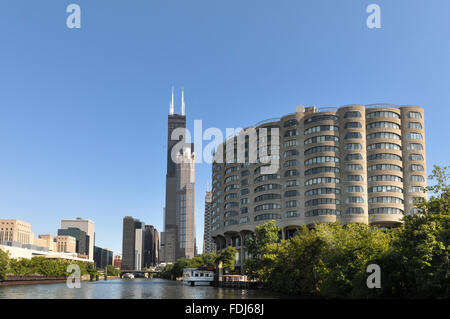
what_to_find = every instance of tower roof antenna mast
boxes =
[170,86,174,115]
[181,88,185,116]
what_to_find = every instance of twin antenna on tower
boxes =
[169,87,185,116]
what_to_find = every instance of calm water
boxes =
[0,278,281,299]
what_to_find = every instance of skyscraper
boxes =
[203,190,214,254]
[122,216,145,271]
[143,225,159,268]
[162,88,195,262]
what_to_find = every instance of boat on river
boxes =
[122,273,135,279]
[182,268,214,286]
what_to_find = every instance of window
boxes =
[254,184,281,192]
[240,188,250,196]
[240,198,250,205]
[284,190,300,197]
[410,175,425,182]
[305,135,339,145]
[224,220,238,226]
[409,186,425,193]
[240,170,250,177]
[368,175,402,182]
[240,179,249,186]
[305,188,340,196]
[285,200,298,207]
[344,132,362,139]
[284,159,299,167]
[367,153,402,161]
[284,139,298,147]
[254,213,281,221]
[305,177,340,186]
[285,211,299,218]
[305,198,340,206]
[346,186,364,193]
[368,185,403,193]
[367,142,402,150]
[345,153,363,161]
[305,209,340,217]
[344,122,362,129]
[255,194,281,202]
[254,203,281,211]
[304,125,339,135]
[285,180,299,187]
[239,217,250,224]
[408,154,424,161]
[345,196,364,204]
[254,174,280,183]
[284,129,299,137]
[367,132,401,140]
[346,207,364,214]
[284,169,299,177]
[224,193,238,201]
[304,115,339,124]
[407,132,423,140]
[369,207,404,215]
[345,164,363,171]
[305,156,339,165]
[345,143,362,150]
[366,121,400,129]
[284,149,299,158]
[224,175,239,183]
[407,143,423,150]
[283,119,298,127]
[224,202,239,209]
[304,145,339,155]
[368,164,402,172]
[240,207,249,214]
[225,211,238,218]
[367,111,400,119]
[225,166,239,175]
[368,196,403,204]
[224,184,239,192]
[305,166,340,176]
[407,111,422,119]
[346,175,363,181]
[344,111,362,118]
[407,122,422,129]
[410,164,424,172]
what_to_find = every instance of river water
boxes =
[0,278,281,299]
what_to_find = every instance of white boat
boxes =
[183,268,214,286]
[123,273,135,279]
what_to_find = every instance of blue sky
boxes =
[0,0,449,255]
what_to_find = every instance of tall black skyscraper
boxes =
[122,216,145,271]
[162,88,195,262]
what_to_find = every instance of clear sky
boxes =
[0,0,449,255]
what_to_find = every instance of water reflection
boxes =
[0,278,280,299]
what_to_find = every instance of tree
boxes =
[378,165,450,298]
[216,246,237,272]
[245,220,280,282]
[0,249,9,280]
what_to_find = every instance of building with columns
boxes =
[210,104,427,273]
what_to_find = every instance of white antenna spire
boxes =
[181,88,185,116]
[169,87,174,115]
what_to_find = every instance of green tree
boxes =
[378,165,450,298]
[216,246,237,272]
[0,249,9,280]
[245,220,280,282]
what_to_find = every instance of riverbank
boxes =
[0,274,94,286]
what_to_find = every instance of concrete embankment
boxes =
[0,274,91,286]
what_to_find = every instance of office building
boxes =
[162,88,196,262]
[94,246,113,269]
[57,227,89,257]
[56,235,77,253]
[211,104,427,273]
[203,190,214,254]
[143,225,160,268]
[61,218,95,260]
[122,216,145,271]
